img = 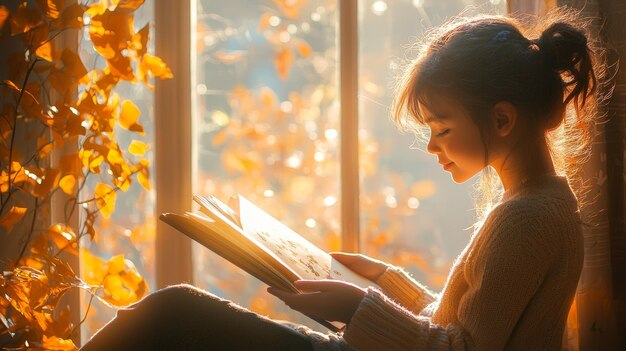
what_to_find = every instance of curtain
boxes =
[508,1,625,350]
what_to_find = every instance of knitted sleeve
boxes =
[373,265,439,315]
[342,201,556,350]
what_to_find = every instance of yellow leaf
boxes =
[59,175,76,195]
[107,148,124,166]
[94,182,116,219]
[137,168,150,191]
[128,140,149,156]
[140,54,173,80]
[107,255,125,275]
[119,100,144,133]
[80,248,107,285]
[89,154,104,174]
[0,206,27,231]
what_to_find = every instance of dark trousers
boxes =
[81,284,315,351]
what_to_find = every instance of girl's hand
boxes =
[330,252,389,282]
[267,280,366,324]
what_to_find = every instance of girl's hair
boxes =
[392,8,609,225]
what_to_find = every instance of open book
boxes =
[159,194,377,332]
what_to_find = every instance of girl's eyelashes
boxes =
[436,129,450,137]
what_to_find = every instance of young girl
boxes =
[82,9,602,351]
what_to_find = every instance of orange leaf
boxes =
[10,2,43,35]
[32,168,60,198]
[117,0,146,10]
[128,140,149,156]
[59,153,83,177]
[59,174,76,195]
[61,49,88,80]
[48,223,78,255]
[94,182,116,219]
[274,48,293,80]
[40,0,64,20]
[60,3,85,29]
[0,6,9,31]
[0,206,27,231]
[296,41,312,57]
[132,23,149,57]
[37,136,53,158]
[259,13,271,32]
[42,335,77,351]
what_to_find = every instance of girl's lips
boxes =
[443,162,454,170]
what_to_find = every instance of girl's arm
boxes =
[343,202,557,350]
[374,265,440,315]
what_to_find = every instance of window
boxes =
[81,0,507,338]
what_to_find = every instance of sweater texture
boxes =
[295,175,584,351]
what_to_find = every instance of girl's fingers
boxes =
[293,279,351,292]
[329,252,360,265]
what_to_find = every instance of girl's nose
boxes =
[426,137,439,155]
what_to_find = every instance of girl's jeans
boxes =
[81,284,314,351]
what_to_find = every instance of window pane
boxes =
[192,0,339,328]
[359,0,507,290]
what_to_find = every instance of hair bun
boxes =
[536,22,595,108]
[538,22,588,71]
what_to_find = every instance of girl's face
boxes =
[419,94,490,183]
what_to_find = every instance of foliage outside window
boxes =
[0,0,167,349]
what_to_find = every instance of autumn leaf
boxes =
[48,223,78,255]
[42,335,77,350]
[10,2,43,35]
[296,41,312,57]
[35,41,53,61]
[128,140,149,155]
[60,3,86,29]
[94,183,116,219]
[119,99,144,134]
[59,174,76,195]
[132,23,149,57]
[0,6,8,31]
[274,48,294,80]
[139,53,173,85]
[0,206,28,231]
[38,0,64,20]
[117,0,146,10]
[274,0,306,19]
[61,49,88,80]
[137,159,151,191]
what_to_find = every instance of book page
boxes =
[237,196,375,289]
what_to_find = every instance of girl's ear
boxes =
[492,101,517,137]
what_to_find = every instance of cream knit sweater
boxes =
[297,175,584,351]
